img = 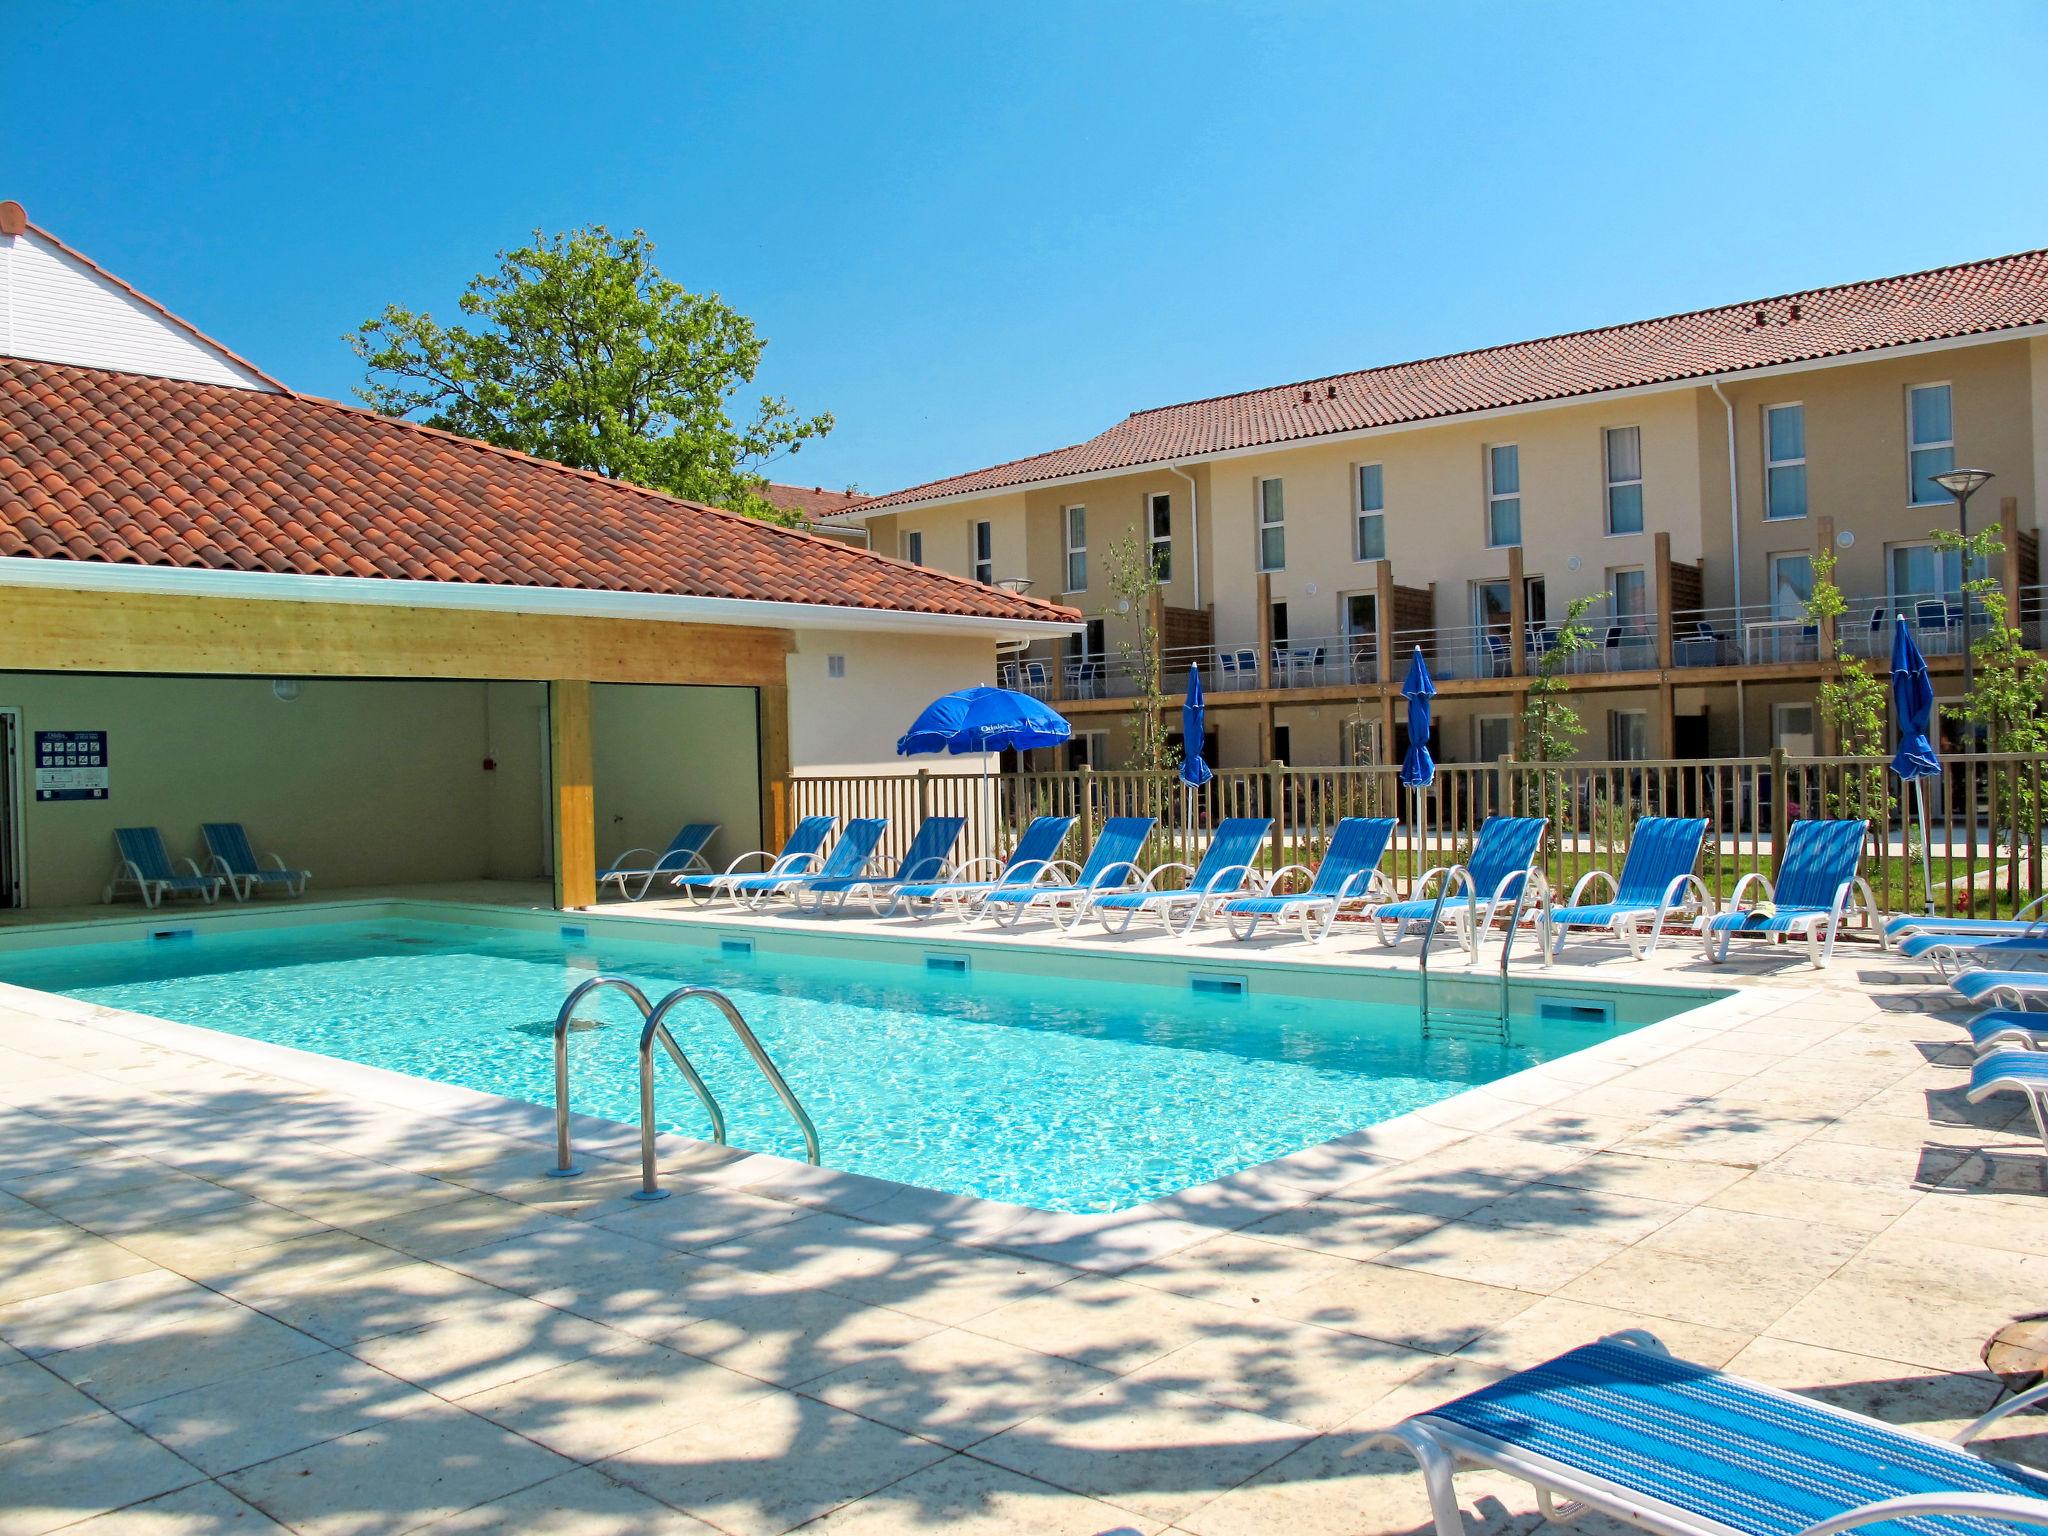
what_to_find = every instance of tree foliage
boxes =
[1103,531,1175,773]
[350,226,832,524]
[1518,592,1604,763]
[1806,549,1895,824]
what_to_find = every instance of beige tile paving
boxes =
[3,907,2045,1533]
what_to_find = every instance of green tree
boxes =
[1518,592,1604,762]
[1806,549,1895,823]
[1103,531,1175,773]
[350,226,833,524]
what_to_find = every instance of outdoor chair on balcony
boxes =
[1065,816,1271,937]
[595,821,718,902]
[1539,816,1711,958]
[1213,815,1397,942]
[976,816,1154,927]
[202,822,312,901]
[1366,1330,2048,1536]
[1883,896,2048,949]
[1698,817,1873,966]
[670,815,834,904]
[1369,815,1548,960]
[1022,660,1050,697]
[1483,633,1511,677]
[735,818,889,910]
[885,815,1075,920]
[1219,651,1241,688]
[1916,599,1953,651]
[105,827,226,908]
[792,815,965,915]
[1235,647,1259,684]
[998,661,1021,690]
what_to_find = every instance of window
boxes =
[1608,710,1649,761]
[899,529,924,564]
[1342,592,1377,639]
[1604,426,1643,536]
[1065,730,1110,770]
[1772,703,1816,754]
[1524,576,1548,628]
[1257,478,1286,571]
[1147,492,1172,583]
[1486,445,1520,547]
[1471,580,1512,634]
[1887,540,1987,602]
[1269,601,1289,647]
[1063,505,1086,592]
[1355,463,1386,560]
[971,520,993,585]
[1769,552,1813,619]
[1272,725,1292,766]
[1067,618,1106,662]
[1764,404,1806,521]
[1908,384,1954,506]
[1476,715,1515,762]
[1610,567,1648,634]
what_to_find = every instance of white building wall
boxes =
[0,230,274,389]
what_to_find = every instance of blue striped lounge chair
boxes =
[105,827,225,908]
[596,822,720,902]
[732,818,888,911]
[201,822,311,901]
[1962,1011,2048,1057]
[792,816,966,915]
[883,815,1076,920]
[1371,815,1549,961]
[1901,929,2048,980]
[1541,816,1710,959]
[1070,817,1271,937]
[976,816,1156,928]
[1883,896,2048,950]
[1369,1331,2048,1536]
[669,815,834,904]
[1214,816,1396,942]
[1950,971,2048,1012]
[1971,1049,2048,1153]
[1699,818,1873,967]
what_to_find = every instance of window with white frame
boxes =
[1609,566,1648,634]
[900,529,924,565]
[1764,404,1806,521]
[971,520,993,585]
[1604,426,1643,536]
[1887,540,1986,603]
[1486,444,1521,547]
[1257,478,1286,571]
[1907,383,1955,506]
[1063,505,1087,592]
[1147,492,1172,583]
[1608,710,1649,761]
[1476,715,1515,762]
[1355,463,1386,560]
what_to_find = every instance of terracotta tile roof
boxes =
[861,246,2048,510]
[760,482,869,521]
[0,358,1076,625]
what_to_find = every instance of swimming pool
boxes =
[0,911,1720,1212]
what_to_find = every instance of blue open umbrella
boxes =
[1178,664,1213,787]
[897,686,1072,757]
[1890,615,1941,913]
[1399,648,1436,890]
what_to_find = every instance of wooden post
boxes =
[1813,515,1837,657]
[2000,495,2022,616]
[1268,759,1286,868]
[549,680,596,910]
[1256,572,1275,689]
[1653,531,1674,670]
[1076,764,1095,860]
[1507,545,1527,676]
[1374,558,1396,685]
[1769,745,1789,880]
[1656,680,1677,758]
[756,682,791,854]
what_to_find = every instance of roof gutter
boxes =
[0,558,1081,640]
[1165,464,1200,608]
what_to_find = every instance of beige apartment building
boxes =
[828,249,2048,770]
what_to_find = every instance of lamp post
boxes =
[1929,467,1994,727]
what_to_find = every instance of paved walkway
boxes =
[2,936,2045,1534]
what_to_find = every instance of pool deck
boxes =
[2,882,2045,1533]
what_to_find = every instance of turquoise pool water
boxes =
[0,917,1703,1212]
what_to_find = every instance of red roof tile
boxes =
[760,482,869,521]
[860,247,2048,510]
[0,358,1075,625]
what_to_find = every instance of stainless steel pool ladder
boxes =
[548,975,820,1200]
[1417,866,1550,1043]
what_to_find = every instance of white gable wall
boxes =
[0,230,274,390]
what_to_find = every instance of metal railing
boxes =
[792,750,2048,922]
[548,976,818,1197]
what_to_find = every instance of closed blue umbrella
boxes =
[1889,615,1941,913]
[1178,664,1213,787]
[1399,648,1436,788]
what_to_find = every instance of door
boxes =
[0,708,21,908]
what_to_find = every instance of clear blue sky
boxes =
[6,1,2044,496]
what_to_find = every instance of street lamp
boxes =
[1929,467,1994,721]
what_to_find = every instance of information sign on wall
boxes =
[34,731,109,801]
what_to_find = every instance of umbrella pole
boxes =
[1915,777,1935,916]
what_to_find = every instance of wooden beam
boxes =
[1255,573,1274,689]
[1653,531,1674,670]
[756,683,791,853]
[549,680,596,910]
[1373,559,1395,684]
[1506,546,1527,677]
[2001,495,2022,616]
[0,585,794,686]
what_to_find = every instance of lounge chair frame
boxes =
[104,828,225,908]
[1061,818,1270,938]
[597,823,718,902]
[201,823,311,902]
[1883,895,2048,950]
[1969,1048,2048,1152]
[1698,820,1874,968]
[1370,1330,2048,1536]
[888,816,1076,921]
[974,818,1155,928]
[791,817,966,916]
[670,817,835,906]
[1217,817,1398,943]
[740,819,888,911]
[1545,866,1712,958]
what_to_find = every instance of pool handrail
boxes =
[549,975,728,1180]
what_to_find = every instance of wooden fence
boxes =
[789,750,2047,918]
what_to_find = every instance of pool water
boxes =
[0,917,1700,1212]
